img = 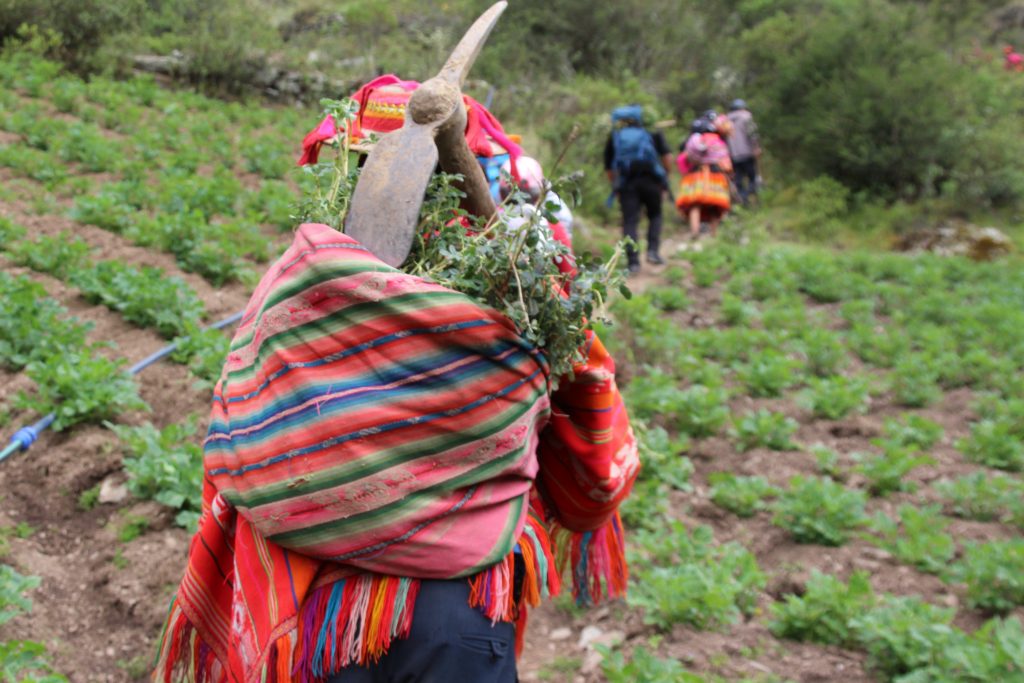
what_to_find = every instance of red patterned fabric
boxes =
[296,75,522,165]
[537,333,637,531]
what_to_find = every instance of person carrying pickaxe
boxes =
[153,5,639,682]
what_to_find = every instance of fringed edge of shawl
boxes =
[151,513,621,682]
[152,604,223,683]
[152,576,422,683]
[467,513,561,657]
[552,510,628,607]
[291,574,420,680]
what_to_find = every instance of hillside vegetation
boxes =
[4,0,1024,238]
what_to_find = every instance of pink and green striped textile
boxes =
[154,222,639,683]
[206,222,552,576]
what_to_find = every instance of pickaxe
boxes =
[345,2,506,267]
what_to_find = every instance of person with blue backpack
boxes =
[604,105,672,273]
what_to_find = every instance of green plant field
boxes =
[0,51,1021,683]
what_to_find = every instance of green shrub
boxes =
[953,540,1024,613]
[866,505,955,574]
[619,478,669,534]
[170,324,230,389]
[0,274,91,371]
[245,180,296,230]
[769,570,875,647]
[853,446,932,496]
[240,138,292,179]
[15,350,147,430]
[772,476,867,545]
[57,121,119,172]
[670,384,730,438]
[810,443,843,479]
[0,216,25,243]
[801,375,870,420]
[0,563,66,682]
[972,394,1024,435]
[671,355,725,389]
[735,349,801,398]
[7,233,91,279]
[798,328,846,378]
[685,249,727,288]
[877,414,943,451]
[633,420,693,491]
[778,176,850,241]
[624,368,687,422]
[708,473,778,518]
[846,325,908,368]
[890,355,942,408]
[850,596,957,679]
[915,617,1024,682]
[936,472,1024,525]
[629,523,764,630]
[793,255,851,302]
[69,191,138,233]
[718,293,757,327]
[109,420,203,531]
[648,286,689,312]
[729,409,798,452]
[747,268,797,302]
[72,261,205,338]
[0,144,67,186]
[840,299,876,327]
[760,296,809,334]
[600,646,697,683]
[957,420,1024,472]
[628,371,730,438]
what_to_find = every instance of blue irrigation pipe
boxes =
[0,310,244,464]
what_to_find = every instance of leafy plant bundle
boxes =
[293,99,627,381]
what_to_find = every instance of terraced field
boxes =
[1,53,1022,683]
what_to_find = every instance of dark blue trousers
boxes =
[327,579,518,683]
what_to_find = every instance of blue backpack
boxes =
[610,105,665,188]
[478,152,510,201]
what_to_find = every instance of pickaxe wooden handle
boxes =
[345,2,506,267]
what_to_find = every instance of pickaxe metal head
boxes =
[344,1,507,267]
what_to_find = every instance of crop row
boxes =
[0,53,309,286]
[0,53,304,158]
[0,218,231,437]
[0,268,142,432]
[604,237,1024,677]
[620,423,1024,681]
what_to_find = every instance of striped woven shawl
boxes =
[155,223,639,683]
